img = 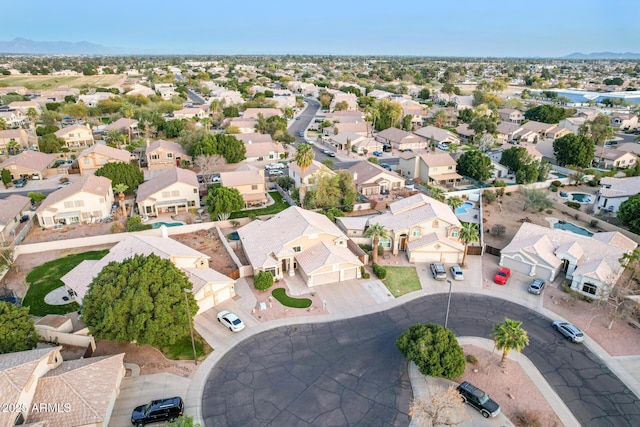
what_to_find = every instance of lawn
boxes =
[381,266,422,297]
[160,332,212,361]
[0,74,123,90]
[272,287,312,308]
[229,191,291,219]
[23,250,108,316]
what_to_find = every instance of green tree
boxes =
[60,103,89,121]
[126,216,152,232]
[0,302,39,354]
[294,143,315,208]
[162,119,186,138]
[492,318,530,368]
[516,162,540,184]
[469,115,497,136]
[113,183,129,219]
[580,113,614,164]
[553,134,595,167]
[27,192,46,203]
[82,254,195,347]
[617,194,640,234]
[457,151,494,182]
[418,88,430,100]
[429,187,446,203]
[95,162,144,191]
[521,188,553,212]
[38,133,64,153]
[205,186,244,220]
[447,196,463,212]
[254,271,274,291]
[364,223,388,265]
[222,106,239,118]
[374,98,403,131]
[524,104,568,123]
[500,146,530,172]
[396,323,466,379]
[1,169,12,188]
[0,117,6,130]
[459,222,479,268]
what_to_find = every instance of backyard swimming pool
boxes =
[554,221,593,237]
[151,221,185,229]
[455,202,475,215]
[569,192,593,203]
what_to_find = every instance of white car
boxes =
[304,138,314,145]
[269,169,284,176]
[57,181,72,189]
[450,264,464,281]
[217,310,245,332]
[265,162,286,170]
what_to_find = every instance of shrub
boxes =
[254,271,274,291]
[483,191,496,204]
[549,185,557,192]
[361,266,370,279]
[566,201,581,210]
[359,244,372,252]
[126,216,152,232]
[506,192,512,196]
[378,245,384,256]
[491,224,506,237]
[110,223,125,233]
[372,263,387,279]
[551,180,562,187]
[465,354,479,365]
[590,219,598,228]
[514,410,542,427]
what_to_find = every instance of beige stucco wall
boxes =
[136,181,200,215]
[38,190,114,228]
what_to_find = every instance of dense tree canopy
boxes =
[190,134,246,164]
[374,98,403,131]
[469,115,497,136]
[457,150,494,182]
[255,115,295,143]
[205,186,244,220]
[618,194,640,234]
[38,133,64,153]
[396,323,466,379]
[82,254,195,347]
[95,162,144,191]
[524,104,569,123]
[553,134,595,167]
[579,113,613,146]
[0,302,39,354]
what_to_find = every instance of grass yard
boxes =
[0,74,124,90]
[381,266,422,297]
[229,191,290,219]
[23,250,108,316]
[272,287,312,308]
[160,332,212,361]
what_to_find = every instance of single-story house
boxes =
[242,108,282,120]
[593,147,638,169]
[348,160,405,196]
[136,167,200,216]
[596,176,640,213]
[104,118,139,136]
[235,133,285,162]
[414,125,460,146]
[173,106,208,119]
[0,150,56,180]
[375,127,426,151]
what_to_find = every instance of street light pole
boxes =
[184,289,198,365]
[444,280,453,329]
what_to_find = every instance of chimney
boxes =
[353,172,358,181]
[160,224,168,238]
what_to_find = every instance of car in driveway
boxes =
[528,279,545,295]
[493,267,511,285]
[380,163,392,171]
[552,320,584,343]
[372,151,383,157]
[457,381,501,418]
[265,162,286,170]
[430,262,447,280]
[269,169,284,176]
[57,181,72,189]
[15,178,27,188]
[217,310,245,332]
[131,396,184,426]
[326,151,336,157]
[450,264,464,281]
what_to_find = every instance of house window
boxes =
[99,197,105,203]
[265,267,276,276]
[74,200,84,207]
[167,153,173,158]
[582,283,597,295]
[151,154,159,160]
[293,246,301,253]
[193,188,198,193]
[412,228,420,237]
[251,185,258,190]
[380,237,392,249]
[171,190,179,197]
[64,201,74,209]
[162,191,171,198]
[448,166,453,170]
[451,229,459,238]
[83,158,90,165]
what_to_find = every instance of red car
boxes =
[494,267,511,285]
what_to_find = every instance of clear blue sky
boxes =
[2,0,638,57]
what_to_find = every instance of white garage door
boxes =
[312,271,341,286]
[196,296,215,314]
[216,286,232,304]
[502,257,531,276]
[341,267,358,281]
[408,250,440,263]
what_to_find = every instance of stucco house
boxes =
[235,133,285,162]
[0,110,26,128]
[54,124,95,149]
[36,174,114,228]
[496,121,522,143]
[593,147,638,169]
[62,233,236,313]
[500,222,636,299]
[348,161,405,196]
[365,193,464,262]
[414,125,460,146]
[520,121,558,139]
[146,139,191,170]
[0,150,56,180]
[173,106,208,119]
[103,118,139,137]
[558,117,586,135]
[323,121,370,137]
[0,347,125,427]
[497,108,525,124]
[375,127,426,151]
[228,118,258,133]
[609,112,638,130]
[237,206,364,286]
[398,152,461,187]
[288,159,336,189]
[0,194,31,243]
[136,167,200,216]
[330,92,359,111]
[596,176,640,213]
[219,167,268,208]
[242,108,282,120]
[0,129,29,155]
[76,144,133,176]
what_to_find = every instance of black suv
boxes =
[430,262,447,280]
[456,381,500,418]
[131,396,184,426]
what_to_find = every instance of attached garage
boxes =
[310,270,341,286]
[407,236,464,264]
[500,254,557,281]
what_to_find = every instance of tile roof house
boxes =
[497,108,525,124]
[593,147,638,169]
[288,159,336,189]
[61,233,236,313]
[609,112,638,130]
[375,127,426,151]
[219,167,267,208]
[414,125,460,145]
[558,117,586,134]
[0,128,30,156]
[235,133,285,162]
[364,193,464,261]
[228,118,258,133]
[0,110,26,128]
[322,111,365,123]
[323,121,370,137]
[237,206,363,286]
[103,118,139,135]
[596,176,640,213]
[0,150,56,180]
[136,167,200,216]
[330,92,358,111]
[36,174,114,228]
[398,152,461,187]
[76,144,133,176]
[0,346,125,427]
[172,105,208,120]
[520,120,558,139]
[0,194,31,243]
[242,108,282,120]
[7,101,41,115]
[455,123,475,141]
[500,222,636,299]
[54,124,95,149]
[496,121,522,143]
[328,131,381,153]
[146,139,191,171]
[348,160,405,196]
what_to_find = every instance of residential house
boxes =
[54,124,94,149]
[558,117,586,134]
[155,84,178,100]
[499,222,636,299]
[323,121,370,137]
[609,112,638,130]
[520,120,558,140]
[330,92,358,111]
[173,105,208,120]
[288,159,336,189]
[0,194,31,243]
[426,107,458,126]
[491,161,511,179]
[146,139,191,170]
[399,99,427,128]
[76,144,133,176]
[125,83,156,97]
[335,215,371,239]
[521,144,544,162]
[78,92,113,107]
[496,121,522,143]
[236,133,285,162]
[237,206,363,286]
[348,160,405,196]
[323,111,365,123]
[7,101,41,115]
[242,108,282,120]
[398,152,461,187]
[414,125,460,146]
[0,86,27,96]
[375,127,426,151]
[219,167,267,208]
[546,126,571,140]
[0,150,55,180]
[593,147,638,169]
[0,128,29,155]
[103,118,139,137]
[0,110,26,127]
[0,347,125,427]
[228,118,258,133]
[596,176,640,213]
[136,167,200,216]
[365,193,464,262]
[455,123,475,142]
[62,233,236,313]
[36,174,114,228]
[497,108,525,124]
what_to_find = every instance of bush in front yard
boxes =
[372,263,387,279]
[566,201,581,210]
[361,266,370,279]
[254,271,274,291]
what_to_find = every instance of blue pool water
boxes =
[570,193,593,203]
[553,173,567,179]
[455,202,475,215]
[151,221,184,229]
[228,231,240,241]
[554,221,593,237]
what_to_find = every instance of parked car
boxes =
[217,310,245,332]
[327,151,336,157]
[304,138,314,145]
[322,148,332,155]
[457,381,501,418]
[527,278,545,295]
[15,178,27,188]
[450,264,464,281]
[430,262,447,280]
[269,169,284,176]
[298,130,305,137]
[57,181,72,189]
[380,163,392,171]
[552,320,584,343]
[372,151,383,157]
[131,396,184,426]
[265,162,286,170]
[437,143,449,151]
[493,267,511,285]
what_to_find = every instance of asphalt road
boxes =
[202,293,640,427]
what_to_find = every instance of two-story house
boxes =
[136,167,200,216]
[235,133,285,162]
[609,112,638,130]
[497,108,525,124]
[0,110,26,128]
[54,124,94,149]
[0,128,29,156]
[36,174,114,228]
[398,152,461,188]
[146,139,191,171]
[348,160,405,196]
[375,127,426,151]
[76,144,133,176]
[288,160,336,189]
[104,118,139,138]
[594,147,638,169]
[596,176,640,213]
[0,194,31,243]
[219,167,267,208]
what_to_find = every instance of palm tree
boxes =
[294,143,314,208]
[458,222,479,268]
[201,117,212,132]
[447,196,463,212]
[428,187,446,203]
[121,103,135,144]
[26,107,38,125]
[492,318,529,368]
[113,184,129,220]
[364,223,388,265]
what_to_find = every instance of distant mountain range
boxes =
[563,52,640,60]
[0,37,118,54]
